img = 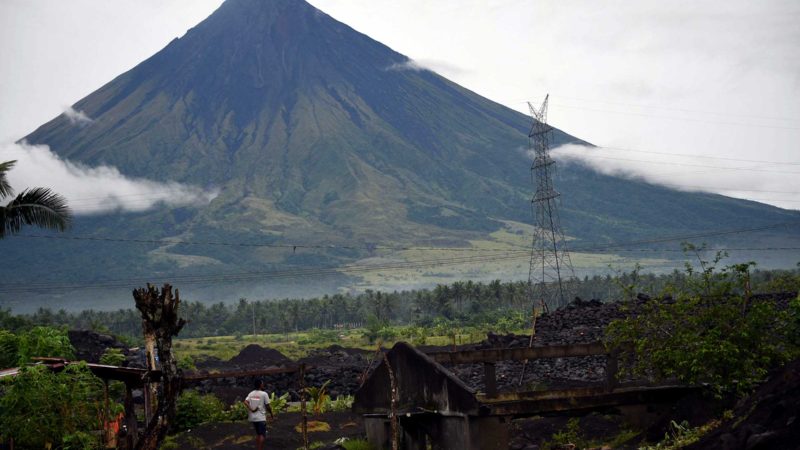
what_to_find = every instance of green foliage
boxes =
[0,363,108,448]
[173,390,225,432]
[4,266,798,344]
[62,431,101,450]
[606,428,640,448]
[99,347,126,366]
[268,391,290,415]
[177,355,196,371]
[0,159,72,238]
[642,419,720,450]
[305,380,331,415]
[160,435,180,450]
[225,400,249,421]
[328,394,354,412]
[545,418,587,450]
[606,253,800,395]
[339,438,377,450]
[0,329,19,369]
[298,328,341,345]
[494,310,527,334]
[363,314,389,344]
[15,326,75,365]
[15,326,74,363]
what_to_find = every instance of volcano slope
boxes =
[4,0,799,309]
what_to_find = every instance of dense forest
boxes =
[3,263,798,341]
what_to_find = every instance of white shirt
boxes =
[245,389,269,422]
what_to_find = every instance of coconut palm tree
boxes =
[0,160,72,238]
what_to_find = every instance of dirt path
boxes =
[170,411,364,449]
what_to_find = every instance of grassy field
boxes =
[347,220,672,292]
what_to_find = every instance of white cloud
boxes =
[1,142,219,215]
[550,143,800,211]
[386,59,427,72]
[63,106,93,126]
[386,58,466,77]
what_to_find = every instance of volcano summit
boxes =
[5,0,799,310]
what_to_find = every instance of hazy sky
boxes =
[1,0,798,211]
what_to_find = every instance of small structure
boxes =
[354,342,507,450]
[354,342,697,450]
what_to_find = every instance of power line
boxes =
[589,145,800,166]
[551,102,800,131]
[555,152,800,175]
[13,233,529,253]
[15,221,800,253]
[521,93,800,122]
[0,251,531,294]
[4,245,798,295]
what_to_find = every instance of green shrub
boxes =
[328,395,354,412]
[340,438,376,450]
[606,254,800,395]
[99,347,126,366]
[16,326,75,364]
[173,390,225,431]
[0,330,19,369]
[178,355,196,371]
[547,418,586,449]
[0,363,108,448]
[62,431,101,450]
[225,400,249,421]
[268,392,290,415]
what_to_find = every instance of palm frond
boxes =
[0,160,16,199]
[1,187,72,238]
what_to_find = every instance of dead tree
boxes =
[132,283,186,450]
[382,352,399,450]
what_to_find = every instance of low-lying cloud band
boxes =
[550,144,799,210]
[2,143,218,215]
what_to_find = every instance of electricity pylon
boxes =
[527,94,576,312]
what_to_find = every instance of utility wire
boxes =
[15,221,800,253]
[586,145,800,166]
[517,93,800,122]
[4,222,799,294]
[555,152,800,174]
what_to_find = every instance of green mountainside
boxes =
[3,0,798,311]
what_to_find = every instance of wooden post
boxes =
[606,348,619,392]
[102,378,110,446]
[124,383,138,449]
[143,329,158,425]
[382,352,399,450]
[299,363,308,450]
[484,362,497,397]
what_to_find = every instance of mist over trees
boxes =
[4,265,797,341]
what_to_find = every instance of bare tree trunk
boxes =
[382,352,399,450]
[132,283,186,450]
[299,364,308,450]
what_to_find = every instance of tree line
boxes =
[3,263,797,342]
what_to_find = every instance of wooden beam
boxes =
[483,362,497,398]
[605,348,619,392]
[477,385,698,417]
[428,342,608,365]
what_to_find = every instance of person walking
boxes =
[243,379,275,450]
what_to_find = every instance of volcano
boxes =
[5,0,799,310]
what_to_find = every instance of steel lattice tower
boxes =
[527,95,576,312]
